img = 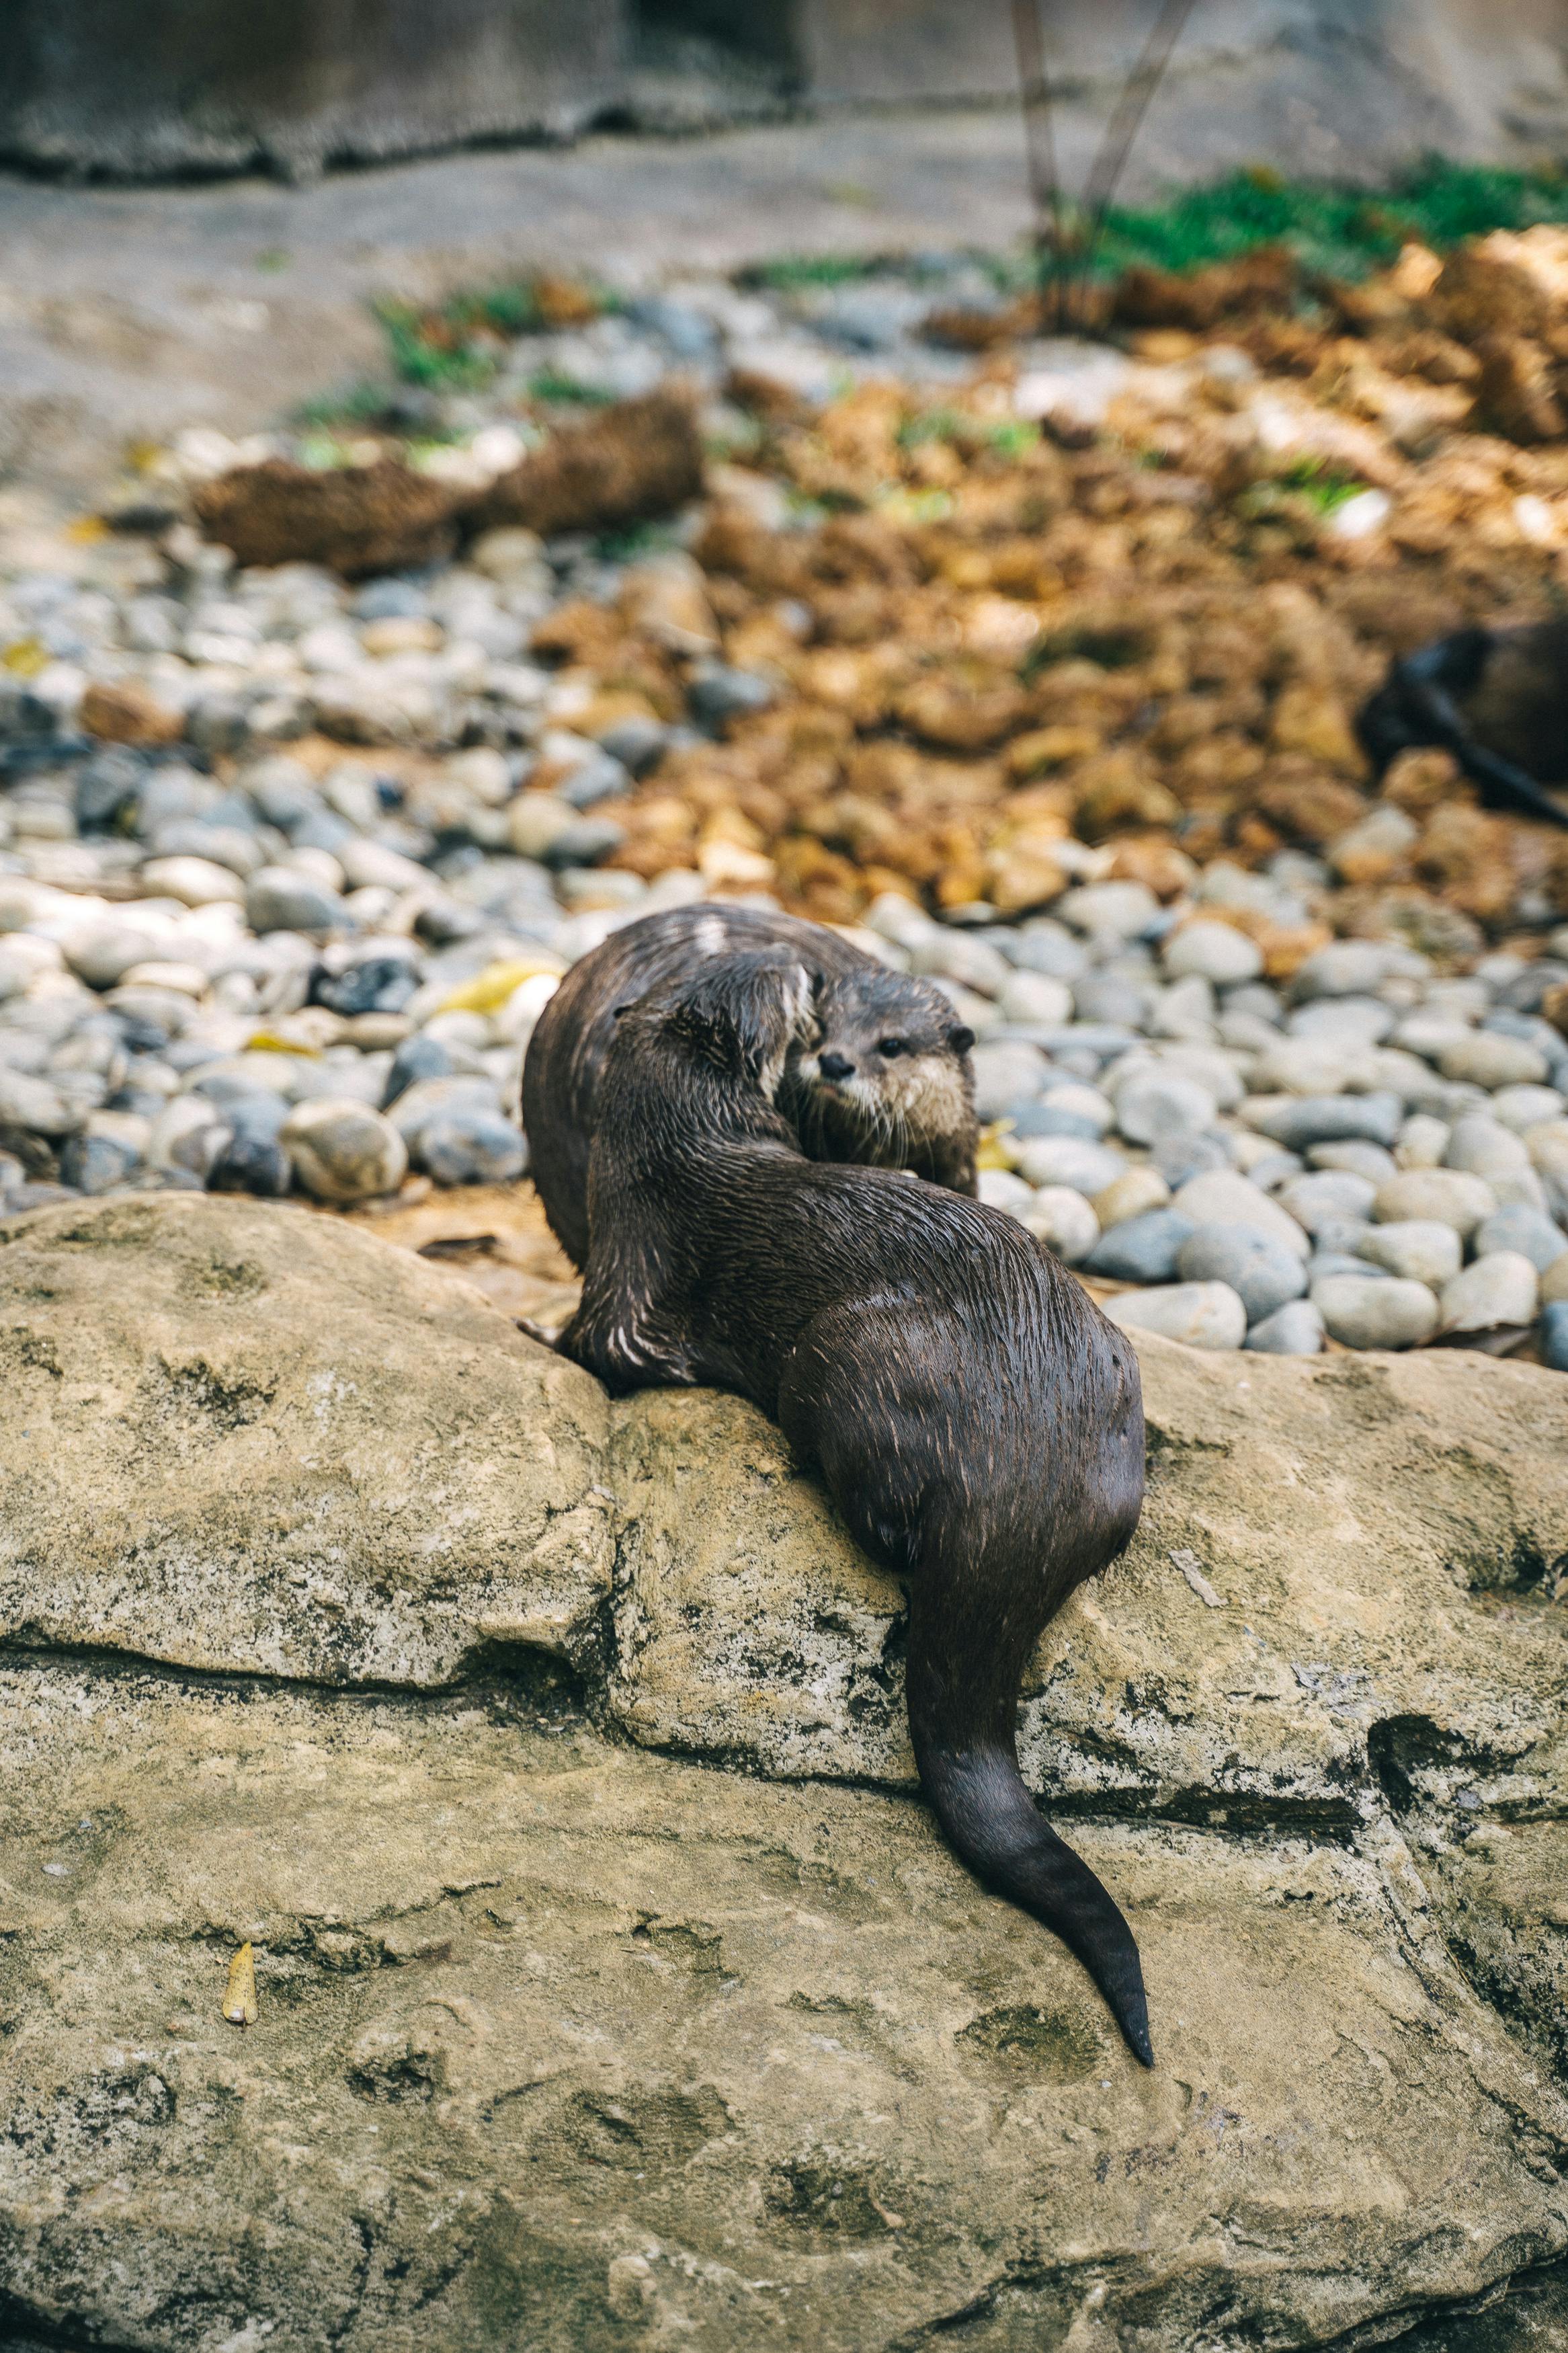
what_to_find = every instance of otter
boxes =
[522,902,978,1271]
[1358,619,1568,827]
[559,948,1151,2065]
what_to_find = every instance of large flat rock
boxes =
[0,1196,612,1685]
[610,1335,1568,1842]
[3,1192,1568,2347]
[3,1659,1567,2353]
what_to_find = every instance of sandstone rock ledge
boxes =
[1,1195,1567,2353]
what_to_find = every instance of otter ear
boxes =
[948,1024,976,1056]
[612,1001,636,1019]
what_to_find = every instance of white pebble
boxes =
[1372,1170,1498,1238]
[1312,1274,1440,1351]
[1438,1033,1550,1090]
[1358,1220,1462,1287]
[1022,1187,1100,1265]
[977,1168,1036,1217]
[1439,1252,1540,1334]
[1105,1281,1247,1351]
[1173,1168,1311,1259]
[1162,920,1262,986]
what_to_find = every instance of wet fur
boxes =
[522,904,977,1270]
[559,949,1153,2065]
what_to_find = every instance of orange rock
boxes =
[1106,836,1198,900]
[618,555,719,656]
[530,273,602,329]
[1382,758,1467,833]
[1071,750,1181,842]
[1268,683,1368,775]
[1470,336,1567,444]
[80,678,184,746]
[1007,723,1102,778]
[530,599,625,668]
[893,674,1028,753]
[1113,245,1297,332]
[1222,910,1334,980]
[1231,814,1284,863]
[1430,227,1568,354]
[1255,767,1369,845]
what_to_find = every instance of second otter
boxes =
[560,949,1151,2065]
[523,902,978,1269]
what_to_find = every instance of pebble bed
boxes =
[3,242,1568,1369]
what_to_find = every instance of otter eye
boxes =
[876,1037,907,1059]
[948,1025,975,1055]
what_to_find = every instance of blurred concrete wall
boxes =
[2,0,1565,180]
[0,0,624,178]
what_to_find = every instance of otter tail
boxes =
[905,1599,1153,2068]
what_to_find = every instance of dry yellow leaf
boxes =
[437,955,565,1016]
[246,1031,323,1057]
[222,1941,258,2027]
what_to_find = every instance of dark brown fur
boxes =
[1358,618,1568,822]
[522,904,978,1271]
[559,949,1151,2064]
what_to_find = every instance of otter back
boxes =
[522,903,977,1269]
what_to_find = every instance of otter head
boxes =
[782,964,976,1175]
[653,949,817,1103]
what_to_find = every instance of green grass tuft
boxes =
[525,368,616,407]
[1092,157,1568,284]
[741,254,887,292]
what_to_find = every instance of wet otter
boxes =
[1358,619,1568,826]
[522,903,978,1270]
[559,948,1151,2065]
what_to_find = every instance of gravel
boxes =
[1175,1225,1307,1323]
[0,267,1565,1380]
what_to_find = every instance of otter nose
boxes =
[819,1051,856,1082]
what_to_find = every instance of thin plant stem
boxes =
[1012,0,1200,335]
[1073,0,1200,326]
[1009,0,1069,332]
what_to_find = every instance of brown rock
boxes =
[1470,335,1568,444]
[193,458,460,577]
[1430,226,1568,352]
[79,678,184,746]
[1071,749,1182,841]
[1382,746,1467,814]
[1255,766,1368,844]
[1112,245,1297,332]
[1269,682,1368,774]
[893,674,1028,753]
[986,840,1069,915]
[529,272,602,329]
[467,391,704,539]
[1106,834,1198,900]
